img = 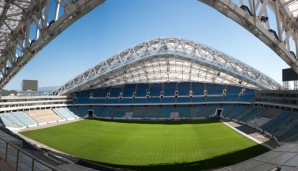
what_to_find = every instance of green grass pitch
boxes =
[21,119,269,170]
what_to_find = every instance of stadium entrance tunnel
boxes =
[54,38,282,95]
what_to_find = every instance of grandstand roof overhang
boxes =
[53,38,282,95]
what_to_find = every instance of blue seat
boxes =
[135,84,149,97]
[164,82,176,96]
[178,82,190,96]
[150,83,163,96]
[123,84,137,97]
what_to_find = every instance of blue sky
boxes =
[4,0,288,90]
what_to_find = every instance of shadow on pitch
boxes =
[77,144,269,171]
[87,118,221,125]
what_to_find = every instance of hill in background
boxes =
[1,89,18,96]
[38,86,59,92]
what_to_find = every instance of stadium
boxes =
[0,0,298,171]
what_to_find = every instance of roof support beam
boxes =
[53,38,282,95]
[0,0,106,90]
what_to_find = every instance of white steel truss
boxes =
[53,37,282,95]
[199,0,298,74]
[0,0,105,90]
[1,1,293,92]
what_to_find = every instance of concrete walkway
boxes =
[0,157,15,171]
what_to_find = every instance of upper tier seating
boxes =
[206,83,224,95]
[164,82,177,96]
[178,82,190,96]
[93,87,110,97]
[150,83,163,96]
[192,82,204,95]
[123,84,137,97]
[110,86,123,97]
[136,84,149,97]
[73,82,256,105]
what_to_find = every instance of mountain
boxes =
[1,89,18,96]
[38,86,59,91]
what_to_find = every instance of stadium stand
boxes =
[247,116,270,127]
[136,83,149,97]
[176,97,190,103]
[133,98,147,103]
[191,96,206,102]
[93,87,110,97]
[207,96,222,102]
[161,97,176,103]
[175,105,192,118]
[147,97,161,103]
[101,107,113,118]
[164,82,177,96]
[25,109,62,124]
[192,82,204,95]
[142,107,159,119]
[206,83,224,95]
[150,83,163,97]
[76,106,89,117]
[223,94,239,101]
[193,105,206,118]
[123,84,137,97]
[2,113,26,128]
[112,107,130,118]
[72,82,256,105]
[238,107,265,122]
[262,112,298,135]
[4,82,298,143]
[110,86,123,97]
[131,107,144,118]
[53,108,77,120]
[226,85,242,95]
[92,106,104,117]
[159,106,173,118]
[177,82,190,96]
[206,105,220,116]
[0,116,20,128]
[220,105,235,117]
[11,112,37,127]
[5,81,298,143]
[259,108,282,118]
[228,105,250,119]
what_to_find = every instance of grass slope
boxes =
[22,119,268,170]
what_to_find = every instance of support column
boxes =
[283,81,290,90]
[294,81,298,90]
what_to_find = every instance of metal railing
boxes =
[0,136,57,171]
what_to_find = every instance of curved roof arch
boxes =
[199,0,298,74]
[0,0,105,90]
[53,37,282,95]
[0,0,295,91]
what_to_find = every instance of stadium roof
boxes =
[0,0,105,90]
[53,37,282,95]
[0,0,294,92]
[285,0,298,17]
